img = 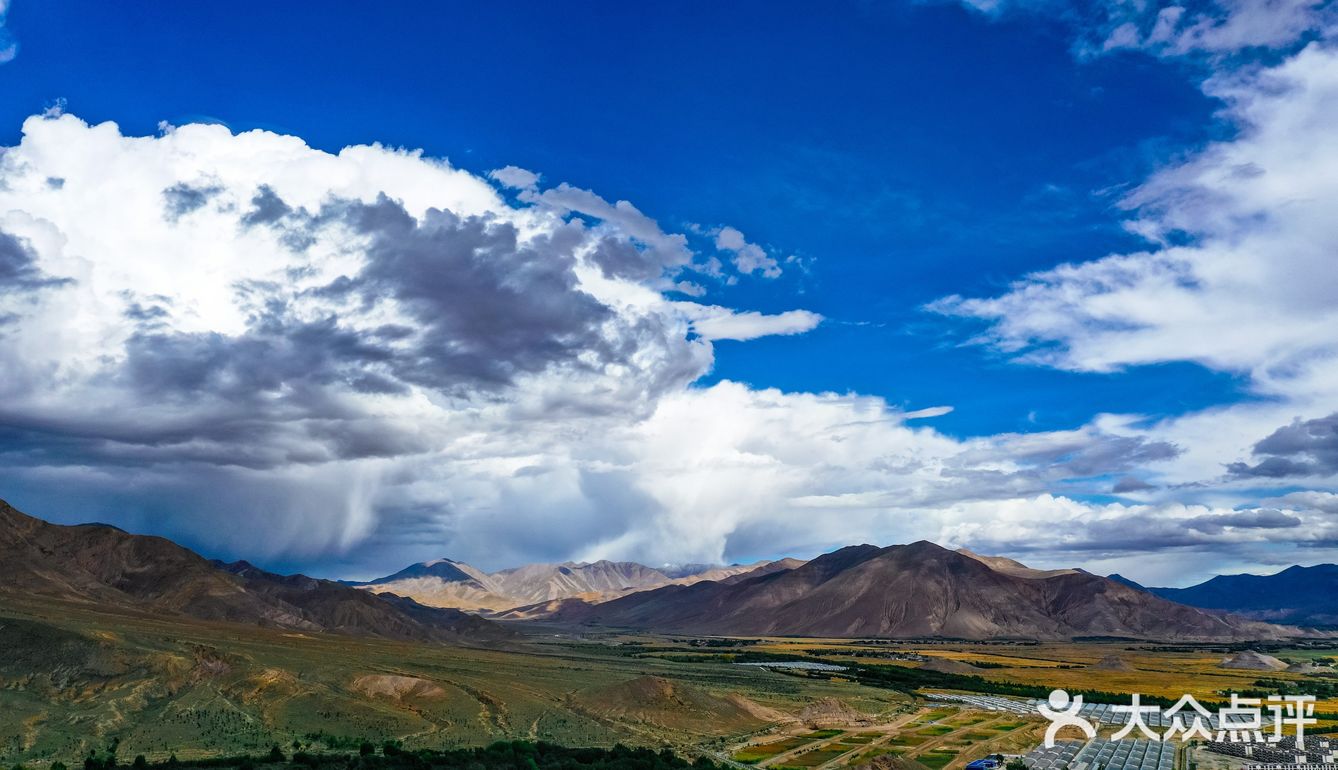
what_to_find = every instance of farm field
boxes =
[726,700,1042,770]
[748,637,1338,714]
[0,596,907,767]
[5,593,1336,770]
[733,736,830,764]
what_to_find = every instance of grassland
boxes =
[6,593,1336,770]
[0,596,907,767]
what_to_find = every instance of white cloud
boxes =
[488,165,540,191]
[0,105,1190,578]
[714,225,783,278]
[1265,490,1338,514]
[904,406,955,420]
[1098,0,1332,56]
[675,303,823,341]
[0,113,844,572]
[1,92,1333,584]
[953,0,1334,57]
[932,39,1338,489]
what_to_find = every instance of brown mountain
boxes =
[493,560,676,604]
[0,499,512,644]
[554,541,1300,641]
[356,555,805,612]
[348,558,516,612]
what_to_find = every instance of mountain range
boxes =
[1111,565,1338,627]
[538,542,1302,641]
[0,497,1325,642]
[350,555,806,612]
[0,499,512,644]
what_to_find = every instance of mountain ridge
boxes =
[354,554,807,612]
[543,540,1308,641]
[0,499,513,644]
[1142,563,1338,627]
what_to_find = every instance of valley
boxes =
[4,499,1338,770]
[6,587,1338,770]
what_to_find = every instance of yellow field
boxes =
[752,638,1338,713]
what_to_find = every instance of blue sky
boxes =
[0,0,1236,435]
[0,0,1336,584]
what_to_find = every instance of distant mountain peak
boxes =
[1148,563,1338,627]
[353,554,806,614]
[1106,573,1147,591]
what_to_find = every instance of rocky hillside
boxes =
[0,499,512,644]
[552,541,1302,641]
[355,555,805,612]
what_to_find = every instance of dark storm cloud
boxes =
[1113,476,1156,493]
[338,197,617,388]
[240,184,294,226]
[121,315,396,401]
[974,507,1314,559]
[1186,508,1302,533]
[0,230,70,292]
[238,186,319,250]
[1228,413,1338,478]
[1022,434,1180,477]
[937,433,1182,507]
[313,195,700,399]
[233,190,690,396]
[132,192,649,400]
[0,193,701,477]
[162,182,223,221]
[588,235,666,281]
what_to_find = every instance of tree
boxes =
[269,746,287,763]
[360,743,375,757]
[1006,760,1029,770]
[132,756,148,770]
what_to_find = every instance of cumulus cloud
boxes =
[1229,412,1338,477]
[0,113,812,565]
[0,230,70,293]
[713,226,782,278]
[1265,490,1338,513]
[0,98,1331,583]
[0,114,1185,577]
[488,165,540,192]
